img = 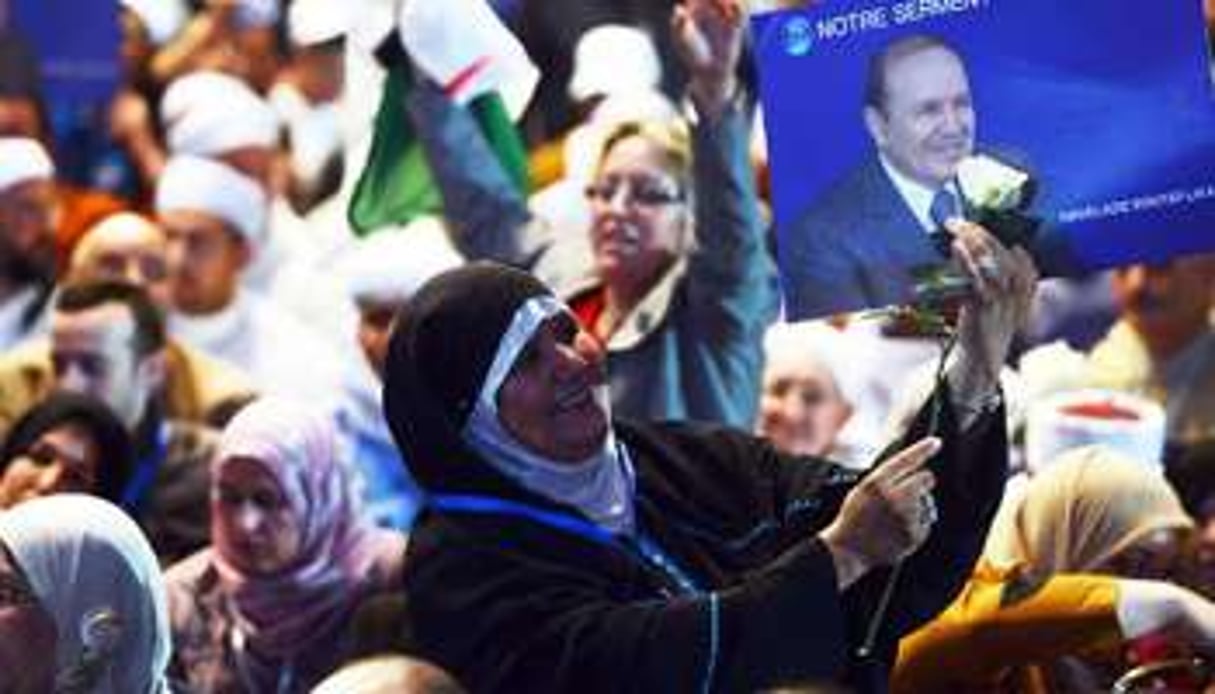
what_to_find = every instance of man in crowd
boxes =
[1086,253,1215,446]
[160,67,358,346]
[154,154,349,411]
[337,225,462,528]
[50,279,216,562]
[0,211,256,435]
[0,137,56,349]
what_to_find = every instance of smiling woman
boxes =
[491,312,610,463]
[407,0,778,429]
[381,252,1029,691]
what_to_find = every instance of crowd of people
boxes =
[1,0,1214,691]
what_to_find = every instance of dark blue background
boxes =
[10,0,119,106]
[752,0,1215,274]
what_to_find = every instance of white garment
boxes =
[161,72,280,158]
[837,318,940,448]
[268,83,343,194]
[0,285,50,350]
[169,291,352,412]
[336,220,464,303]
[156,156,268,245]
[0,138,53,191]
[0,494,170,694]
[398,0,538,116]
[241,197,362,363]
[119,0,187,45]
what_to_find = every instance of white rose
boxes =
[956,154,1030,211]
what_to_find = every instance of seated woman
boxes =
[165,397,408,692]
[894,445,1215,692]
[0,493,171,692]
[0,391,133,507]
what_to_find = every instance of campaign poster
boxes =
[752,0,1215,319]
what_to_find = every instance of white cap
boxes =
[288,0,350,46]
[762,320,858,405]
[348,0,397,54]
[0,137,53,191]
[155,156,268,245]
[119,0,188,45]
[161,71,281,156]
[562,88,679,181]
[234,0,280,29]
[1025,388,1167,474]
[568,25,662,102]
[340,217,464,303]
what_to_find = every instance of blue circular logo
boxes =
[781,16,814,57]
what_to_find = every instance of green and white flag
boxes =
[348,0,538,236]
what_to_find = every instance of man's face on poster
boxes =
[864,46,975,189]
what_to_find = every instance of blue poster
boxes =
[9,0,120,105]
[752,0,1215,319]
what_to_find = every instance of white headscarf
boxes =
[161,71,281,157]
[155,155,268,245]
[0,494,170,693]
[462,296,636,535]
[287,0,350,46]
[568,24,662,102]
[339,220,464,304]
[0,137,53,192]
[119,0,188,45]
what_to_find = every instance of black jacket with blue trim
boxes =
[399,397,1007,693]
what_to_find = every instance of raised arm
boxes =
[816,223,1037,676]
[944,217,1039,428]
[676,0,778,335]
[404,78,552,270]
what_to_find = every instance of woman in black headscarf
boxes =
[0,391,133,507]
[383,210,1038,691]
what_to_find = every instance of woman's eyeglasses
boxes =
[584,176,685,208]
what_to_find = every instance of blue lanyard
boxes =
[429,494,703,595]
[120,423,168,512]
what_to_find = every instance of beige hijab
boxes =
[984,445,1193,578]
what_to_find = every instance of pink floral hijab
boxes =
[212,397,406,656]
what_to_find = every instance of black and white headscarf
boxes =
[463,294,635,534]
[383,262,636,534]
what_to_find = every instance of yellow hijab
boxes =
[984,445,1193,578]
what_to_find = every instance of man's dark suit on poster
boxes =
[780,156,946,318]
